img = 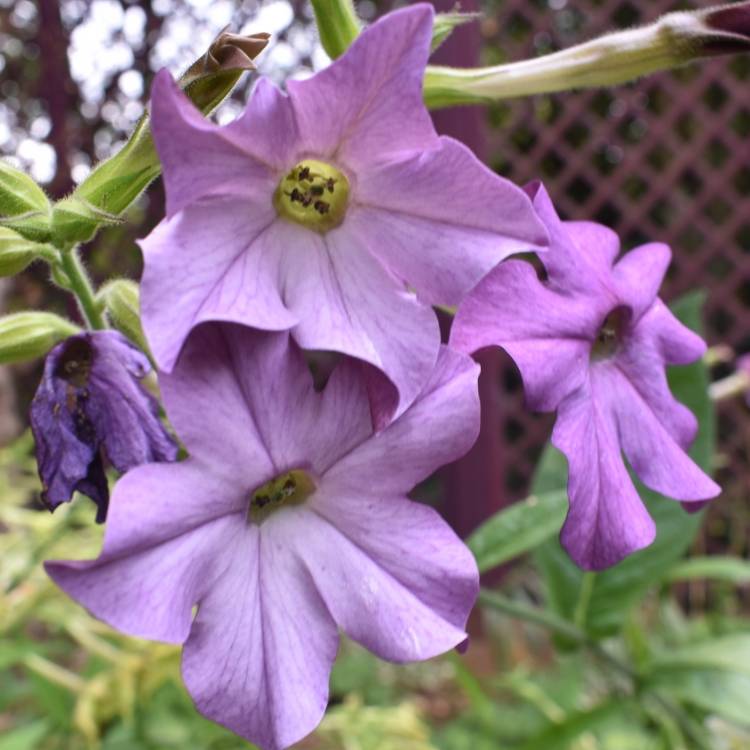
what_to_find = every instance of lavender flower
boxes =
[451,182,720,570]
[30,331,177,521]
[139,4,546,424]
[46,325,480,749]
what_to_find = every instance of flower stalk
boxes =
[310,0,361,59]
[424,1,750,108]
[59,249,106,330]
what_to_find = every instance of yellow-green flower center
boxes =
[248,469,315,524]
[273,160,349,233]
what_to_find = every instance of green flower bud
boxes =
[0,160,51,242]
[0,227,55,276]
[98,278,149,354]
[63,29,270,245]
[0,312,79,365]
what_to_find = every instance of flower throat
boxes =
[273,160,349,233]
[247,469,315,524]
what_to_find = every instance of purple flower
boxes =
[30,331,178,522]
[46,325,480,749]
[451,182,720,570]
[139,4,546,424]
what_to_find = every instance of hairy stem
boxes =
[59,248,105,330]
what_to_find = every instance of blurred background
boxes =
[1,1,749,749]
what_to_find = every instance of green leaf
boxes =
[651,634,750,676]
[0,721,48,750]
[467,491,568,572]
[519,700,631,750]
[651,671,750,728]
[664,556,750,584]
[647,634,750,728]
[532,292,716,637]
[0,160,49,217]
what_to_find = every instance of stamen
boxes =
[273,159,349,233]
[247,469,315,524]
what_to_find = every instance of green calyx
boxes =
[273,160,349,234]
[248,469,315,524]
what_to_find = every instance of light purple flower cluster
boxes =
[34,4,720,748]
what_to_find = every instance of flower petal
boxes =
[598,365,720,502]
[149,70,275,217]
[614,302,703,449]
[310,489,478,639]
[451,259,602,411]
[167,325,372,476]
[291,506,471,662]
[552,380,656,570]
[182,518,338,750]
[280,220,440,420]
[612,242,672,321]
[352,137,547,305]
[287,4,437,170]
[45,461,244,643]
[325,346,479,494]
[139,199,296,372]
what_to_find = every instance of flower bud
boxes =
[431,12,478,52]
[0,160,51,242]
[98,278,149,354]
[310,0,361,59]
[65,29,269,244]
[0,227,55,276]
[424,1,750,108]
[0,312,79,365]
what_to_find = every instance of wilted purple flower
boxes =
[451,183,720,570]
[140,4,546,424]
[46,325,480,749]
[30,331,178,522]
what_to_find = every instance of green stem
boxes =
[59,248,105,330]
[573,572,596,629]
[310,0,360,59]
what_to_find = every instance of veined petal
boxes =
[287,4,437,170]
[614,304,703,449]
[279,220,440,421]
[182,519,338,750]
[552,382,656,570]
[309,489,478,636]
[597,365,720,501]
[150,70,276,217]
[451,260,604,411]
[168,326,372,476]
[325,346,480,494]
[139,198,296,373]
[352,137,547,305]
[46,462,244,643]
[612,242,672,321]
[292,507,471,662]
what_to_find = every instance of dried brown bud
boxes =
[185,29,271,78]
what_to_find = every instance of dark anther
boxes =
[326,178,336,193]
[255,493,271,508]
[298,166,311,181]
[310,185,324,197]
[288,188,302,203]
[283,478,295,492]
[314,201,330,215]
[301,195,313,207]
